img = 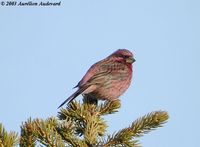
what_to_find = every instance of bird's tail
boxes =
[58,86,89,108]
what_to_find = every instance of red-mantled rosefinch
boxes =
[58,49,135,108]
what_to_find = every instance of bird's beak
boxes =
[126,57,136,63]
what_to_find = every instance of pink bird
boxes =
[58,49,135,108]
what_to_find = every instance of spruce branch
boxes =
[20,117,65,147]
[58,101,84,121]
[56,120,87,147]
[57,100,108,146]
[3,99,168,147]
[20,118,37,147]
[33,117,64,147]
[0,123,18,147]
[104,111,169,147]
[98,100,121,115]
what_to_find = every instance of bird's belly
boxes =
[91,75,132,100]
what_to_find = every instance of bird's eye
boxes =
[122,55,129,59]
[117,54,129,59]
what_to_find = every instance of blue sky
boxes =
[0,0,200,146]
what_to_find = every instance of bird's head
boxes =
[110,49,135,64]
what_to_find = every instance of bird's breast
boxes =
[91,67,132,100]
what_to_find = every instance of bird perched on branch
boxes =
[58,49,135,108]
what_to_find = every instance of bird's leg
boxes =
[83,94,98,105]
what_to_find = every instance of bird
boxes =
[58,49,135,108]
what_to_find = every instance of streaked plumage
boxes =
[58,49,135,108]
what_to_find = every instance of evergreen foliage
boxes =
[0,100,169,147]
[0,123,18,146]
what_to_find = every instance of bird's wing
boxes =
[85,69,112,85]
[58,66,112,108]
[80,60,121,87]
[75,60,110,87]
